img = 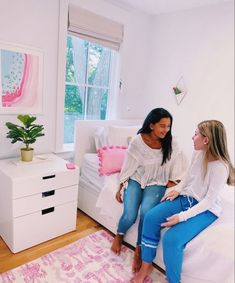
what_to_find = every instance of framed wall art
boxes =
[0,42,43,114]
[172,76,187,105]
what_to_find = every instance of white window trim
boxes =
[55,0,120,153]
[106,51,120,119]
[55,0,68,153]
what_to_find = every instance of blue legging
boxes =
[141,196,218,283]
[117,179,166,245]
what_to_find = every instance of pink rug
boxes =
[0,230,167,283]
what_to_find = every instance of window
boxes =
[55,3,123,151]
[64,34,117,144]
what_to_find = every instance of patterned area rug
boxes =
[0,230,167,283]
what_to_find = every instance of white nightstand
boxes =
[0,153,79,253]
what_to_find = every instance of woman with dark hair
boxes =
[111,108,187,273]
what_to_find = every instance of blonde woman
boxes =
[131,120,234,283]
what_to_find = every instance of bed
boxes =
[74,119,234,283]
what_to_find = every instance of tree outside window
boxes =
[64,35,112,143]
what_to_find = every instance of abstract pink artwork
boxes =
[0,42,43,114]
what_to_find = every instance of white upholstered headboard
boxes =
[73,120,141,167]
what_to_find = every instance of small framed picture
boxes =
[172,76,187,105]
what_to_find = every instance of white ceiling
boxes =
[104,0,233,15]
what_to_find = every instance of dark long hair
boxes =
[138,108,173,165]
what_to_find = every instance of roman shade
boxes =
[68,5,124,50]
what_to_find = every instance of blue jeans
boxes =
[117,179,166,245]
[141,195,218,283]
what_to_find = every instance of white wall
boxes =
[0,0,151,159]
[0,0,234,164]
[143,2,234,161]
[69,0,153,118]
[0,0,60,159]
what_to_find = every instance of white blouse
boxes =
[174,151,229,222]
[119,134,188,188]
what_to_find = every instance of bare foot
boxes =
[111,234,123,255]
[130,262,153,283]
[132,245,142,273]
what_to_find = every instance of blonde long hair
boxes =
[198,120,234,185]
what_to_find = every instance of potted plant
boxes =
[5,114,44,162]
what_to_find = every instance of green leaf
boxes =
[5,115,44,147]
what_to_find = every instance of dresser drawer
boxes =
[12,201,77,253]
[12,169,79,199]
[13,185,78,217]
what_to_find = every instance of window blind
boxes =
[68,5,124,50]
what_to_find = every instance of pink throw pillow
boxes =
[98,145,127,176]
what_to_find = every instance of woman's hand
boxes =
[161,190,180,202]
[116,184,124,203]
[161,214,179,227]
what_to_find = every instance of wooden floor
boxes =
[0,209,105,274]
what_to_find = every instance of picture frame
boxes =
[172,76,187,105]
[0,42,43,114]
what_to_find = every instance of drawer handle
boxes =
[42,207,54,215]
[42,174,56,180]
[42,190,55,198]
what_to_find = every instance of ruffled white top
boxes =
[173,151,229,222]
[119,134,188,188]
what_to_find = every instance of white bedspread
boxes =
[96,173,123,221]
[80,153,104,193]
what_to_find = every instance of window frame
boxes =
[55,0,119,153]
[65,36,111,120]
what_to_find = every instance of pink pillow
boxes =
[98,145,127,176]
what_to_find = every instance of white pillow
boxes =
[94,127,108,150]
[107,125,140,146]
